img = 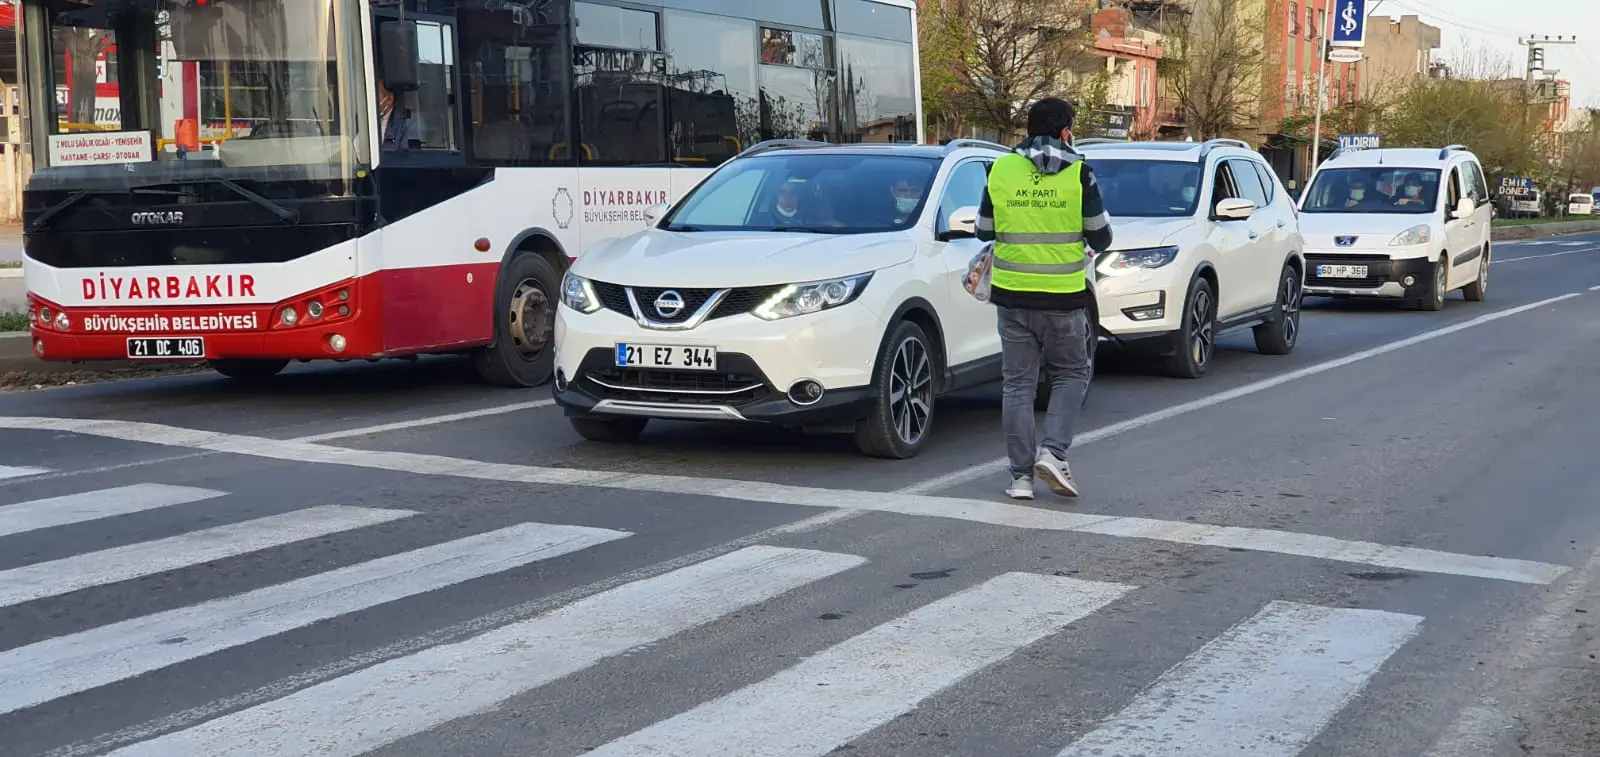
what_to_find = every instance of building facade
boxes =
[1359,14,1442,103]
[1089,7,1165,139]
[1259,0,1361,189]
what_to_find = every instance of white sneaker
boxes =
[1034,449,1079,497]
[1006,475,1034,500]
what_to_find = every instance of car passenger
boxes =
[889,173,924,223]
[1393,173,1427,207]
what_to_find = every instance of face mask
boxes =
[895,196,918,214]
[1404,185,1421,197]
[1351,189,1366,200]
[1181,187,1196,202]
[775,204,797,218]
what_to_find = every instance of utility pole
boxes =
[1308,2,1332,176]
[1520,35,1576,87]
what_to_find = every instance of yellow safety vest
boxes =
[984,153,1088,295]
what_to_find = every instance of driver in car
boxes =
[889,174,925,223]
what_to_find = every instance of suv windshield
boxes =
[1301,167,1441,214]
[21,0,368,191]
[1086,159,1203,218]
[662,152,939,233]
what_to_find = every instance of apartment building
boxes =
[1089,6,1165,139]
[1359,14,1443,101]
[1259,0,1361,188]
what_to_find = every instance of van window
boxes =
[1301,167,1440,214]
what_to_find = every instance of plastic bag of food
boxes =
[963,243,994,302]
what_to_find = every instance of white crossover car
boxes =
[551,139,1096,458]
[1073,138,1306,377]
[1296,145,1491,310]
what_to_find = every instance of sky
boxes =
[1369,0,1600,108]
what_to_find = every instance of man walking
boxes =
[974,98,1113,500]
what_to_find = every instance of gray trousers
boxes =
[998,306,1091,478]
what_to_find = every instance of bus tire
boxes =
[209,358,288,382]
[473,251,558,387]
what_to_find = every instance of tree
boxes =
[1157,0,1264,140]
[918,0,1103,141]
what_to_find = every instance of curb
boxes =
[0,268,21,279]
[1491,219,1600,241]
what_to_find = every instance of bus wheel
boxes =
[473,250,558,387]
[209,358,288,382]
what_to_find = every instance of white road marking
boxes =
[905,290,1588,494]
[0,483,226,538]
[289,399,556,442]
[47,509,866,757]
[0,521,630,717]
[0,416,1571,585]
[0,505,415,608]
[101,545,866,757]
[0,464,50,481]
[585,572,1133,757]
[1495,246,1599,264]
[1055,600,1423,756]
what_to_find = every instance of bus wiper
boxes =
[212,178,299,224]
[26,190,89,232]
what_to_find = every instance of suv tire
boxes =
[1252,262,1301,355]
[854,319,936,459]
[1162,276,1215,379]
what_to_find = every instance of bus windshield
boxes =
[21,0,369,190]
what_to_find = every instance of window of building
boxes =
[1306,6,1316,38]
[458,0,571,166]
[662,11,759,165]
[1289,3,1298,35]
[758,26,836,142]
[837,34,915,143]
[572,2,667,165]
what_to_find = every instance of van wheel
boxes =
[1463,247,1488,302]
[473,251,558,387]
[1253,263,1301,355]
[1414,255,1447,311]
[1162,276,1214,378]
[209,358,288,382]
[1034,318,1096,411]
[853,320,936,459]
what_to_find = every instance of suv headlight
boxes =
[560,272,602,314]
[1389,225,1431,246]
[1095,246,1180,277]
[753,273,873,321]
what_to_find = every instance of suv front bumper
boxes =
[1304,253,1435,299]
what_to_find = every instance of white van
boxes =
[1296,144,1492,311]
[1568,193,1596,216]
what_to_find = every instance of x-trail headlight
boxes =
[753,273,873,321]
[1095,246,1180,277]
[560,272,602,314]
[1389,225,1431,246]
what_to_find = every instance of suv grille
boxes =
[591,282,784,323]
[581,366,771,405]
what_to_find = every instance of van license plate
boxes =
[1317,265,1368,278]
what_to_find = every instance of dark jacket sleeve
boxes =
[975,162,996,243]
[1080,163,1113,253]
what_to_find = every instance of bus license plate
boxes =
[126,337,205,360]
[615,343,717,371]
[1316,264,1368,278]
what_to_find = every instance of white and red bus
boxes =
[16,0,921,385]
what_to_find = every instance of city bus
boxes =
[16,0,922,385]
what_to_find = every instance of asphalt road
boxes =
[3,232,1600,756]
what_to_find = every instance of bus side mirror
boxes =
[379,20,421,91]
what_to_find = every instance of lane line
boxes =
[0,415,1569,584]
[0,464,50,481]
[585,572,1134,757]
[904,290,1587,494]
[0,521,630,717]
[0,484,226,538]
[46,509,864,757]
[1494,246,1599,264]
[0,505,415,608]
[1055,600,1424,756]
[288,399,556,442]
[102,545,866,757]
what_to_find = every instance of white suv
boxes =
[552,139,1095,459]
[1296,145,1491,310]
[1073,138,1306,378]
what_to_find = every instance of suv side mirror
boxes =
[1452,197,1474,219]
[378,20,421,91]
[1213,198,1255,220]
[942,205,979,240]
[643,203,669,224]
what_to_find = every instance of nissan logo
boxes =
[654,290,685,318]
[131,211,184,225]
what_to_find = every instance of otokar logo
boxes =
[131,211,184,225]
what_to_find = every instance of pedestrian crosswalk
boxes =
[2,477,1439,756]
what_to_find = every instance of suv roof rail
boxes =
[736,138,829,158]
[1198,137,1252,160]
[1072,138,1126,146]
[1438,144,1468,158]
[941,138,1011,154]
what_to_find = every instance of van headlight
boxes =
[560,272,602,314]
[753,273,873,320]
[1096,246,1179,277]
[1389,225,1431,246]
